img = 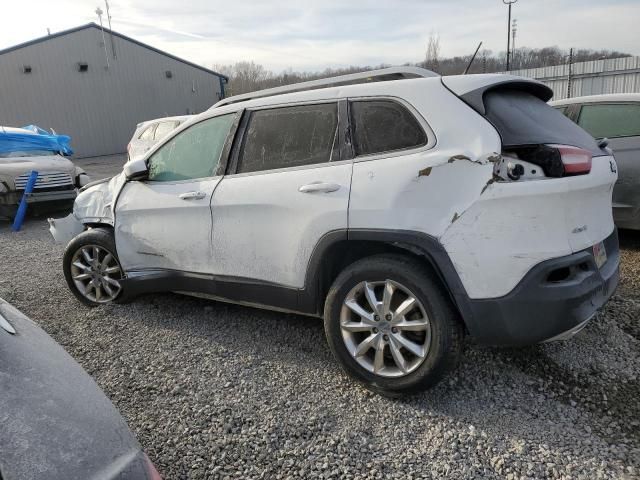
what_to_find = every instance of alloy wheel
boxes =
[70,245,122,303]
[340,280,432,378]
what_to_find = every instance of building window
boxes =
[78,62,89,73]
[165,70,173,79]
[22,65,32,74]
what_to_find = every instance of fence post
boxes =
[12,170,38,232]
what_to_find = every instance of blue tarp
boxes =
[0,125,73,156]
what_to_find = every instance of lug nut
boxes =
[391,327,398,333]
[385,314,392,321]
[383,334,389,341]
[374,315,380,321]
[373,328,378,333]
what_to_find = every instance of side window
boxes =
[237,103,338,174]
[578,103,640,139]
[148,114,235,182]
[139,124,156,140]
[350,100,427,156]
[153,121,177,141]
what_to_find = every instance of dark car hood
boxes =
[0,298,152,480]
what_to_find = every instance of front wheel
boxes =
[63,228,124,307]
[324,254,464,396]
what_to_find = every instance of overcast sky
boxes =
[2,0,639,72]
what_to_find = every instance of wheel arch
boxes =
[301,229,474,327]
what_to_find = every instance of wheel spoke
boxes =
[81,249,93,264]
[104,265,121,274]
[373,336,386,374]
[344,299,374,323]
[354,333,378,357]
[393,319,429,331]
[101,253,113,269]
[342,321,374,333]
[389,337,408,373]
[393,333,426,358]
[395,297,417,318]
[73,273,91,281]
[103,276,121,288]
[95,283,102,301]
[382,281,394,315]
[101,279,114,296]
[363,282,380,314]
[72,261,91,272]
[92,247,100,265]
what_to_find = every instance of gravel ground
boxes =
[0,156,639,479]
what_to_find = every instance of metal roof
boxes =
[0,23,228,81]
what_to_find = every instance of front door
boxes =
[115,113,238,274]
[209,101,352,288]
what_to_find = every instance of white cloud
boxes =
[2,0,638,72]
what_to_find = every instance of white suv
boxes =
[50,67,620,395]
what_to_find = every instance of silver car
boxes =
[551,94,640,230]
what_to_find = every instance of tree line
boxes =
[214,40,631,96]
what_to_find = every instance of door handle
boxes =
[298,182,341,194]
[179,191,207,200]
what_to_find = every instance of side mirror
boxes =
[124,157,148,180]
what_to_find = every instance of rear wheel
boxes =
[63,228,123,306]
[324,254,463,396]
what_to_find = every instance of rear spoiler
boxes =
[442,74,553,115]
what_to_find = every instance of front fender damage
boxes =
[48,173,127,244]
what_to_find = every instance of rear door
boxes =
[576,102,640,223]
[115,113,238,273]
[208,101,352,288]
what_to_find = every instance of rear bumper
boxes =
[464,229,619,346]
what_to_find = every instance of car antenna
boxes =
[463,41,483,75]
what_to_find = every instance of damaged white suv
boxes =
[50,67,619,395]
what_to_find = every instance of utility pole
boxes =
[95,7,110,69]
[105,0,116,59]
[511,18,517,69]
[503,0,518,71]
[567,48,574,99]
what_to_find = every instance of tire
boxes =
[324,254,464,396]
[63,228,124,307]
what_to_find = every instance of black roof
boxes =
[0,23,228,81]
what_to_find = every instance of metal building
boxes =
[510,56,640,101]
[0,23,227,158]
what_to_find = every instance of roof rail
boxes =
[212,66,438,108]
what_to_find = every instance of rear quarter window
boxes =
[483,90,603,155]
[578,103,640,139]
[350,100,427,156]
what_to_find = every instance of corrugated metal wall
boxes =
[510,56,640,101]
[0,26,223,157]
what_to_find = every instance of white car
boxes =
[127,115,191,161]
[0,126,89,219]
[50,67,619,395]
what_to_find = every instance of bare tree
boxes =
[424,33,440,72]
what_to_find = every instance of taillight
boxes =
[144,454,163,480]
[550,144,592,176]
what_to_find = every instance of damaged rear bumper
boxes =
[464,229,619,346]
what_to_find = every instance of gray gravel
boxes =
[1,187,639,478]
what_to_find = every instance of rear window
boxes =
[237,103,338,174]
[483,90,603,155]
[350,100,427,156]
[578,103,640,139]
[154,121,177,140]
[139,125,156,140]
